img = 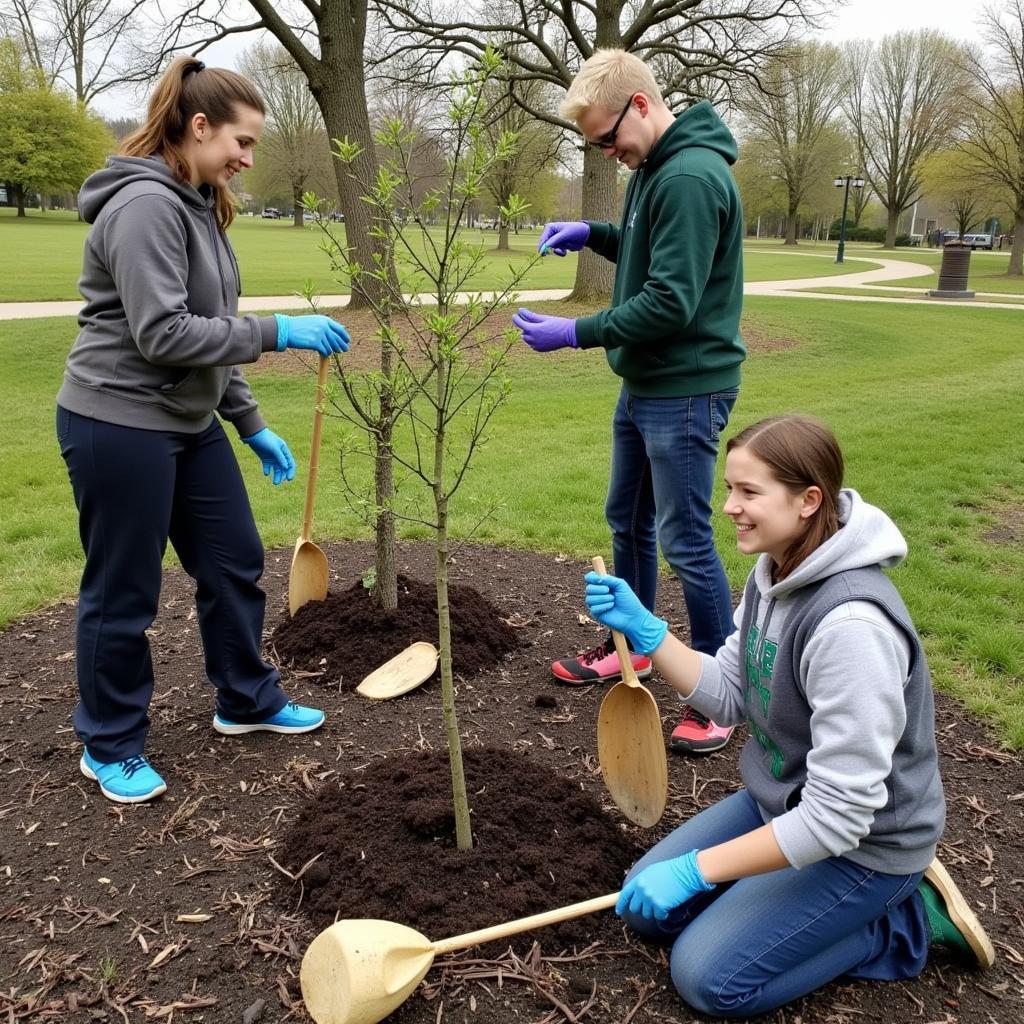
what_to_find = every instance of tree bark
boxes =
[371,337,397,611]
[1010,206,1024,276]
[785,200,798,245]
[497,223,510,250]
[433,353,472,850]
[885,210,899,249]
[570,148,618,301]
[292,184,304,228]
[306,3,390,309]
[14,185,26,217]
[565,0,624,302]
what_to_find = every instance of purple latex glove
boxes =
[512,308,577,352]
[538,221,590,256]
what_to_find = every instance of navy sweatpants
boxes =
[57,406,287,762]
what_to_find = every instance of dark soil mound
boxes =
[270,573,521,689]
[280,747,640,943]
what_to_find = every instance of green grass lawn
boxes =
[4,298,1024,746]
[1,207,873,301]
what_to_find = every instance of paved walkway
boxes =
[4,251,1023,320]
[0,288,572,321]
[745,253,1024,311]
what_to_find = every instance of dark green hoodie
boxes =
[574,100,745,398]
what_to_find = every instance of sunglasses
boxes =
[586,95,635,151]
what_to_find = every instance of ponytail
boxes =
[120,56,265,229]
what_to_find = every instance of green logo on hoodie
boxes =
[745,624,784,777]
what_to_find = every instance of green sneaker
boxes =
[919,859,995,968]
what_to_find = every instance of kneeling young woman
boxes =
[584,415,994,1017]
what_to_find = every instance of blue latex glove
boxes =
[584,571,668,655]
[512,308,577,352]
[241,427,296,485]
[616,850,715,921]
[274,314,350,357]
[538,221,590,256]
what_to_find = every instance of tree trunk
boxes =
[570,148,618,301]
[371,334,397,611]
[311,4,394,309]
[435,515,472,851]
[885,209,899,249]
[569,3,622,303]
[1009,206,1024,276]
[497,222,510,250]
[785,201,798,245]
[14,185,26,217]
[433,354,472,848]
[292,184,304,228]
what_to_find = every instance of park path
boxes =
[3,251,1023,320]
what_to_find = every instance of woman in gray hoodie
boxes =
[583,415,994,1015]
[56,56,349,804]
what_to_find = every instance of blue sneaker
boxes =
[79,751,167,804]
[212,701,325,736]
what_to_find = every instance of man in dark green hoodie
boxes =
[513,49,746,754]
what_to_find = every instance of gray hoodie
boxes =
[57,155,278,436]
[690,490,945,874]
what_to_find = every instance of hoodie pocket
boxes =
[159,371,197,393]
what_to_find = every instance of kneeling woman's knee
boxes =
[670,931,748,1018]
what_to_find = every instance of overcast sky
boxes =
[92,0,996,118]
[823,0,990,42]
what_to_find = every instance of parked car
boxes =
[261,207,281,219]
[941,230,963,245]
[963,233,993,250]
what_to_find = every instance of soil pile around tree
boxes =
[270,573,522,689]
[1,541,1022,1023]
[281,747,640,944]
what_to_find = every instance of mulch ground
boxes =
[1,541,1022,1024]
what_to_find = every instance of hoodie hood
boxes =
[78,155,210,224]
[754,489,907,601]
[645,99,737,172]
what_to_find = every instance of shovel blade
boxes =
[300,919,435,1024]
[597,682,668,827]
[288,538,329,617]
[356,642,438,700]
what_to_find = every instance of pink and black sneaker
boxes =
[551,638,652,686]
[669,706,735,754]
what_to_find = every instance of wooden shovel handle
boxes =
[591,556,642,688]
[301,356,331,544]
[431,892,619,955]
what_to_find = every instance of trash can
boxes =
[928,242,974,299]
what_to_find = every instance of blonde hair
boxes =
[120,56,265,229]
[559,49,664,122]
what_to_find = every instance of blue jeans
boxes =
[57,407,287,762]
[606,387,738,655]
[619,791,930,1017]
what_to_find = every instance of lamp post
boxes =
[834,175,865,263]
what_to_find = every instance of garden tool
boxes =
[592,556,668,828]
[356,642,439,700]
[300,891,619,1024]
[288,355,331,616]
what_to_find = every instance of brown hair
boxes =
[727,415,845,581]
[120,56,265,228]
